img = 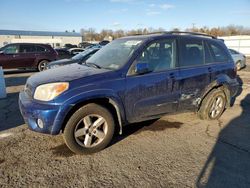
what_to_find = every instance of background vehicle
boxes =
[19,32,239,154]
[78,42,92,48]
[0,43,58,71]
[84,44,102,50]
[55,48,73,59]
[64,43,78,49]
[47,46,101,69]
[68,48,85,55]
[99,40,110,46]
[229,49,246,70]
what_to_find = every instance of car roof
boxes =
[119,31,218,42]
[6,43,50,46]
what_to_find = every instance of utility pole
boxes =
[192,23,196,30]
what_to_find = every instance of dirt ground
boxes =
[0,59,250,188]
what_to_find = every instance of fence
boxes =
[220,35,250,56]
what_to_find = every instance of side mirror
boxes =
[135,62,151,74]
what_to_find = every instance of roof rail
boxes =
[147,31,217,39]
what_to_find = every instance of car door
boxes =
[205,40,233,82]
[0,44,19,69]
[177,37,211,111]
[18,44,37,68]
[124,39,180,123]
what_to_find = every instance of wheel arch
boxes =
[198,80,231,111]
[60,97,125,135]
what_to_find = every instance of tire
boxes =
[63,103,115,154]
[38,60,49,71]
[198,88,226,120]
[236,61,241,71]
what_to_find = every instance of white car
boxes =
[229,49,246,70]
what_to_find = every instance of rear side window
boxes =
[19,44,36,53]
[179,39,204,67]
[207,41,230,62]
[36,45,48,52]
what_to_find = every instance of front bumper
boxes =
[19,91,63,135]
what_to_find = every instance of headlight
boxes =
[34,82,69,101]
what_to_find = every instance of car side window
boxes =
[19,45,36,53]
[129,39,176,75]
[207,41,230,62]
[36,45,48,52]
[3,45,19,54]
[204,41,214,64]
[179,39,204,67]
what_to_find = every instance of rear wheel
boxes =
[38,60,49,71]
[63,103,115,154]
[198,89,226,120]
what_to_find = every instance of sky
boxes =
[0,0,250,32]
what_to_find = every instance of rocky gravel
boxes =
[0,62,250,187]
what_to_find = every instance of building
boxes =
[0,29,82,48]
[220,35,250,56]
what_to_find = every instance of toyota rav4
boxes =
[19,32,239,154]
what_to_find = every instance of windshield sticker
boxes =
[124,40,142,46]
[109,64,120,69]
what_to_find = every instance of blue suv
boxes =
[19,32,239,154]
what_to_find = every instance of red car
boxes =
[0,43,58,71]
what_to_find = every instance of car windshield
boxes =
[85,39,142,70]
[72,48,97,60]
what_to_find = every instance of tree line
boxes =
[80,25,250,41]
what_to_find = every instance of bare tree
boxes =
[79,25,250,41]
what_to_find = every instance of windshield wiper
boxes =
[85,62,102,69]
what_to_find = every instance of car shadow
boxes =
[0,92,24,131]
[51,119,183,158]
[3,69,36,75]
[109,119,183,147]
[50,144,75,158]
[230,75,243,106]
[196,94,250,187]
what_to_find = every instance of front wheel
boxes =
[63,103,115,154]
[38,60,49,71]
[198,89,226,120]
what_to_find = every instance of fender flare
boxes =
[54,90,126,135]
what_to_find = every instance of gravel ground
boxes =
[0,60,250,188]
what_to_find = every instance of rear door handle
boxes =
[170,73,175,79]
[208,67,213,72]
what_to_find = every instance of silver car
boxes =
[229,49,246,70]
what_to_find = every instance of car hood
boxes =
[48,58,77,67]
[27,63,110,88]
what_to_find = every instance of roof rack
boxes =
[148,31,217,39]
